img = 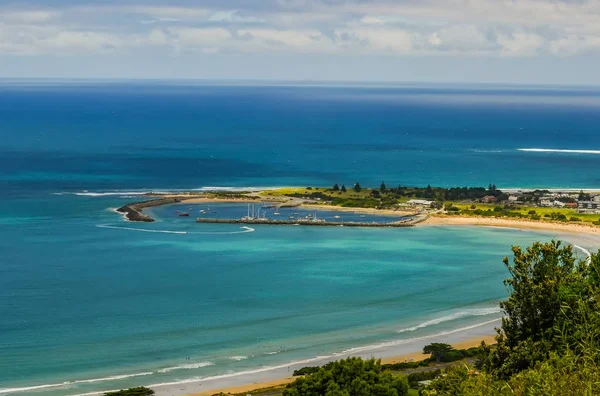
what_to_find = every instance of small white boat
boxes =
[334,215,341,219]
[273,212,280,216]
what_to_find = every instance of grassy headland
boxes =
[130,184,600,231]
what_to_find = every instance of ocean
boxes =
[1,81,599,395]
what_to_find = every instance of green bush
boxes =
[407,369,441,388]
[284,357,409,396]
[105,387,154,396]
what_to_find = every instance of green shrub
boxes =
[284,357,409,396]
[105,387,154,396]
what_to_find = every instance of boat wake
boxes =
[96,225,188,234]
[95,225,255,235]
[397,307,502,333]
[518,148,600,155]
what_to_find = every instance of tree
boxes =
[425,184,433,198]
[380,181,387,192]
[578,190,590,201]
[333,184,340,191]
[478,241,588,378]
[105,387,154,396]
[341,184,347,192]
[283,357,409,396]
[423,343,454,363]
[354,182,362,192]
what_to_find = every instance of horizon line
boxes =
[0,77,598,90]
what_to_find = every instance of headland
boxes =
[114,184,600,234]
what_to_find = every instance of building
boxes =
[565,202,578,209]
[407,199,434,207]
[481,195,497,203]
[578,201,600,210]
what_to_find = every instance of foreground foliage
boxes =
[423,241,600,395]
[283,357,409,396]
[104,387,154,396]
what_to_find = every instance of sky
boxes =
[0,0,599,84]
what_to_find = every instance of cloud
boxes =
[0,0,599,57]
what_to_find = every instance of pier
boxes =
[196,216,428,228]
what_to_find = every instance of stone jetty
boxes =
[117,198,182,222]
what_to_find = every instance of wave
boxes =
[12,318,501,396]
[192,186,290,192]
[0,372,153,394]
[73,192,153,197]
[229,356,248,361]
[341,318,501,355]
[470,149,505,153]
[145,318,502,391]
[397,307,502,333]
[96,225,255,235]
[572,244,592,264]
[518,148,600,155]
[157,362,214,373]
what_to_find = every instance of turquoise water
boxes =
[2,82,600,395]
[0,195,572,396]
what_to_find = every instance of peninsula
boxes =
[115,183,600,233]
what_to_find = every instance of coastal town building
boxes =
[578,201,600,213]
[481,195,497,203]
[407,199,435,208]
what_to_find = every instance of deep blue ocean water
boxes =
[1,82,599,395]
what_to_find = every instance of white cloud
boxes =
[0,0,599,57]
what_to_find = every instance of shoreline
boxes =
[186,335,497,396]
[422,215,600,235]
[149,320,500,396]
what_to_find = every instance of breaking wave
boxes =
[0,372,153,394]
[397,307,503,333]
[157,362,214,373]
[518,148,600,155]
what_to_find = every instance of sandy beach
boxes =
[150,321,499,396]
[422,215,600,235]
[184,335,498,396]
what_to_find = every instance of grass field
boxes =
[450,203,600,225]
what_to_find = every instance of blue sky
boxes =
[1,0,599,84]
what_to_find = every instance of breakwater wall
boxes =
[196,216,428,228]
[117,198,182,222]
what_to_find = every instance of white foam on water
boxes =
[96,224,188,234]
[188,226,255,235]
[146,318,501,390]
[157,362,214,373]
[397,307,503,333]
[518,148,600,155]
[228,356,248,361]
[572,244,592,264]
[192,186,290,192]
[16,319,501,396]
[0,372,153,394]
